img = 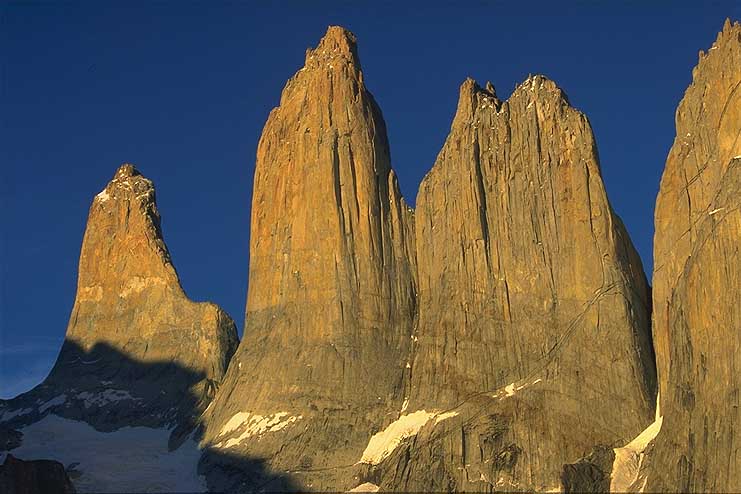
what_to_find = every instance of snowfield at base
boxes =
[214,411,303,448]
[6,414,206,493]
[360,409,459,465]
[610,394,664,492]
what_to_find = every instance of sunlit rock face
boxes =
[368,75,657,492]
[646,19,741,492]
[201,26,417,491]
[0,164,238,438]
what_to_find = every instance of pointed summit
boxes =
[202,26,416,492]
[1,164,238,438]
[113,163,139,178]
[452,77,500,123]
[313,26,359,58]
[302,25,362,74]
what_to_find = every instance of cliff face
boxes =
[201,26,417,490]
[1,165,238,438]
[4,20,738,494]
[367,76,656,492]
[411,77,655,412]
[646,19,741,492]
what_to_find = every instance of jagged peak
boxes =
[695,18,740,66]
[113,163,141,180]
[453,74,574,125]
[720,17,739,40]
[453,77,500,122]
[511,74,568,102]
[304,25,361,70]
[96,163,155,204]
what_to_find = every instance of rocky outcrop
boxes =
[0,454,76,494]
[0,164,238,440]
[201,27,417,491]
[369,76,656,491]
[645,19,741,492]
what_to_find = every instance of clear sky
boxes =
[2,1,739,398]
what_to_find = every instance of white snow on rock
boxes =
[76,390,139,409]
[7,414,206,493]
[95,189,110,202]
[434,411,459,424]
[349,481,380,492]
[0,407,33,422]
[494,378,542,399]
[214,411,303,449]
[38,394,66,413]
[610,394,664,492]
[360,409,459,465]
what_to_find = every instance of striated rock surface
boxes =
[0,164,238,440]
[201,26,417,491]
[370,76,656,491]
[646,19,741,492]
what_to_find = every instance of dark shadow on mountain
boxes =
[0,339,299,492]
[198,446,302,493]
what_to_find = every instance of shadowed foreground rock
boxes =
[0,454,76,494]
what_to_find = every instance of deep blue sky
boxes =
[2,2,738,398]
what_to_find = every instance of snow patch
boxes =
[1,407,33,422]
[610,394,663,492]
[9,414,206,493]
[360,409,458,465]
[434,411,459,424]
[76,390,139,409]
[95,189,110,202]
[39,394,66,413]
[504,383,516,397]
[349,482,380,492]
[495,378,542,399]
[214,412,302,448]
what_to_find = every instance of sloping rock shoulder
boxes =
[646,19,741,492]
[0,164,238,439]
[201,26,417,492]
[371,76,656,491]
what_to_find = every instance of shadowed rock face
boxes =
[646,19,741,492]
[370,76,656,492]
[0,164,238,437]
[0,454,76,494]
[201,26,417,491]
